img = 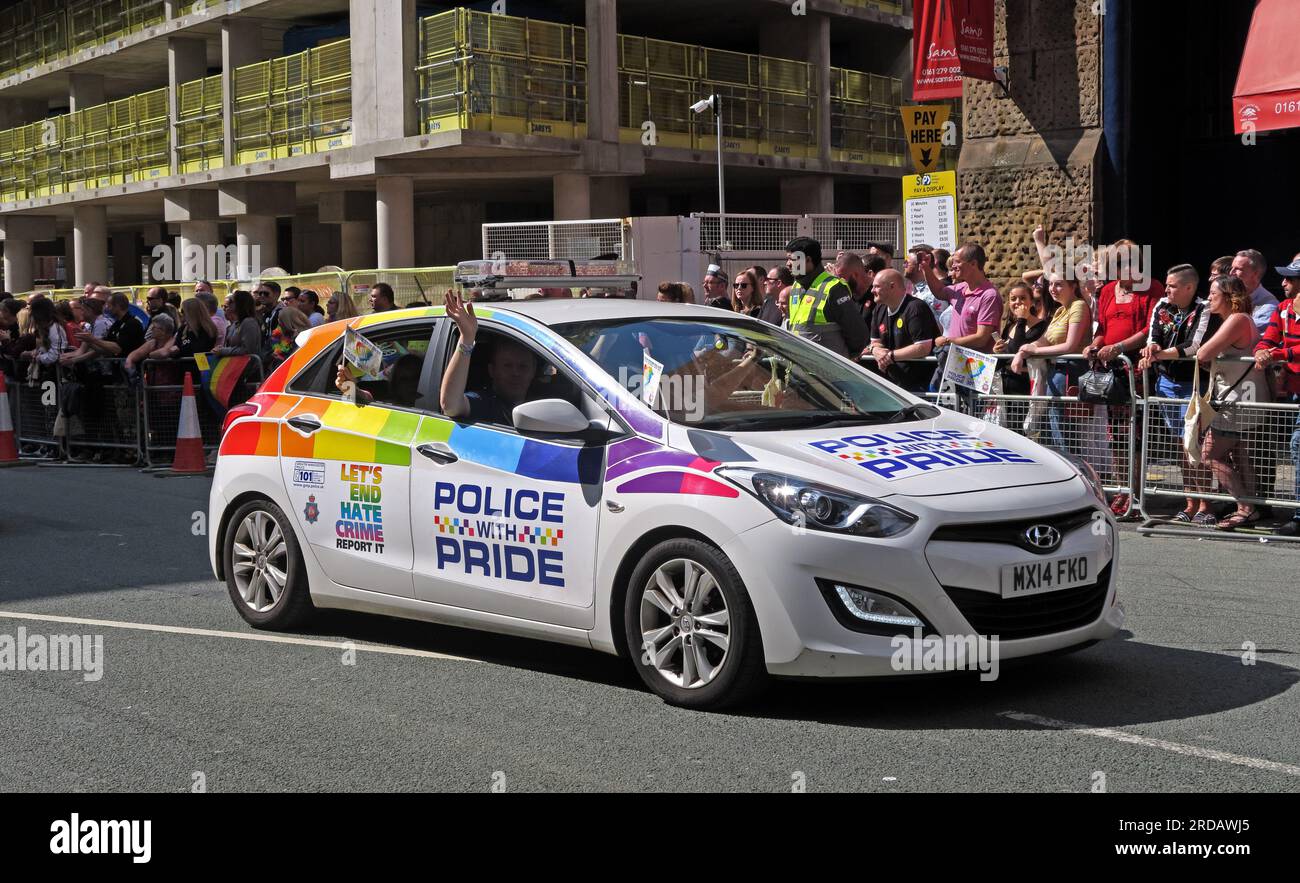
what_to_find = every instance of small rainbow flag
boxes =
[193,353,250,416]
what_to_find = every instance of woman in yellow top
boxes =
[1010,275,1111,470]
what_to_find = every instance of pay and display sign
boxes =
[902,171,958,253]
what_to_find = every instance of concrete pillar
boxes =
[179,221,220,282]
[760,14,831,165]
[0,98,47,129]
[553,173,592,220]
[0,216,56,293]
[350,0,417,144]
[376,176,414,269]
[340,222,377,270]
[3,240,34,293]
[111,232,143,285]
[73,206,108,288]
[235,216,278,278]
[221,19,267,167]
[68,74,105,113]
[780,176,834,215]
[807,16,832,166]
[585,0,619,144]
[318,190,376,268]
[169,37,209,175]
[220,181,295,277]
[165,190,221,281]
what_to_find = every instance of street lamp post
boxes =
[692,93,727,251]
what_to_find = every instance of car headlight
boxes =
[1060,452,1106,504]
[717,468,917,538]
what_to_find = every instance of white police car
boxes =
[209,297,1121,709]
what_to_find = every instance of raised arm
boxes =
[439,291,477,418]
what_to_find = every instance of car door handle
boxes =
[417,444,458,465]
[287,415,323,434]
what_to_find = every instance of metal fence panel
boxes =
[345,267,457,310]
[481,219,631,262]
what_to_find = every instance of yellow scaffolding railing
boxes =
[0,0,167,80]
[175,74,224,172]
[231,38,353,164]
[0,83,172,202]
[417,9,588,139]
[416,7,903,165]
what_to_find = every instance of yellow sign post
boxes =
[899,104,951,174]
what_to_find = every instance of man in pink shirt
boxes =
[921,243,1001,352]
[919,243,1002,412]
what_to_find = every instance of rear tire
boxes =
[623,538,767,710]
[223,499,315,629]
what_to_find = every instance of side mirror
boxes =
[512,398,590,435]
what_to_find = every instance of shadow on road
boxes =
[294,612,1298,729]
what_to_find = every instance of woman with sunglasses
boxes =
[993,282,1051,435]
[731,269,764,318]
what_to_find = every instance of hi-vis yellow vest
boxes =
[789,270,849,354]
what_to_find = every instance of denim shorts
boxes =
[1154,373,1193,438]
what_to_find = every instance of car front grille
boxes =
[929,508,1098,555]
[942,563,1112,641]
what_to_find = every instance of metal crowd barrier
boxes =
[13,363,63,460]
[1135,356,1300,541]
[7,353,263,467]
[61,358,142,464]
[140,355,263,467]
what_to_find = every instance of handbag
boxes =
[1183,358,1216,466]
[1077,358,1129,405]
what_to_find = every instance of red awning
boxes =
[1233,0,1300,134]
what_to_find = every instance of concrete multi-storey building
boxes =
[0,0,921,291]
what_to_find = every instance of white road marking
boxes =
[0,610,477,663]
[1001,711,1300,778]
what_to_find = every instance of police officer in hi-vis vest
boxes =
[784,237,869,359]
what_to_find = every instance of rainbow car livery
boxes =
[209,299,1122,709]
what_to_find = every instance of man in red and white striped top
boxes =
[1254,255,1300,534]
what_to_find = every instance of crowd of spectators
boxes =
[634,234,1300,532]
[7,239,1300,532]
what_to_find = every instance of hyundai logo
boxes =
[1023,524,1062,552]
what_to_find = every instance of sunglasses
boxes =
[733,282,751,289]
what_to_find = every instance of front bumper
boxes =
[722,480,1123,679]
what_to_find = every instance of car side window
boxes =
[444,326,586,429]
[288,321,436,410]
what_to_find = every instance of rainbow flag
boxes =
[193,353,250,416]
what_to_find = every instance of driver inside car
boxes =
[439,290,538,426]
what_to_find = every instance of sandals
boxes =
[1172,511,1193,523]
[1216,511,1262,532]
[1193,512,1218,527]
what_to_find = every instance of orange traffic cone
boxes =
[0,373,18,463]
[171,373,207,474]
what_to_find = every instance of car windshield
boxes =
[557,316,920,432]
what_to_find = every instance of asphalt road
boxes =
[2,466,1298,793]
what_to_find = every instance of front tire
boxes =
[624,538,767,710]
[224,499,314,629]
